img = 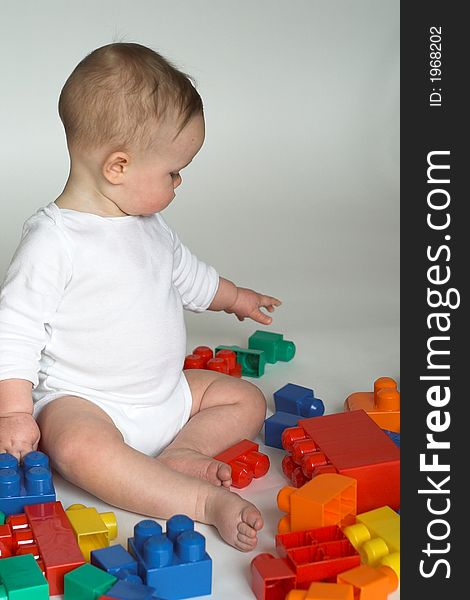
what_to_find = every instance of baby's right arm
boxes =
[0,378,40,460]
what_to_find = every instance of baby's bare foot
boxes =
[157,447,232,488]
[205,487,263,551]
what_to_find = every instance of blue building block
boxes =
[105,578,158,599]
[264,412,300,449]
[0,451,55,516]
[273,383,325,418]
[382,429,400,448]
[128,515,212,599]
[91,544,141,581]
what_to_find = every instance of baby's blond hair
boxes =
[58,42,203,154]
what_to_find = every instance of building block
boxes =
[250,553,296,600]
[248,331,296,363]
[64,563,117,600]
[264,412,300,449]
[277,474,356,534]
[281,410,400,512]
[342,506,400,578]
[276,525,360,586]
[0,511,5,525]
[0,451,55,516]
[66,504,118,561]
[3,501,85,596]
[213,439,270,488]
[274,384,325,418]
[215,345,266,377]
[128,514,212,599]
[0,554,49,599]
[91,544,140,580]
[336,564,398,600]
[286,582,354,600]
[344,377,400,433]
[101,578,157,599]
[183,345,242,377]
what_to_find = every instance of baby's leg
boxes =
[157,370,267,487]
[37,396,262,550]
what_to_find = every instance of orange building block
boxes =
[277,474,356,533]
[344,377,400,433]
[337,564,398,600]
[286,582,354,600]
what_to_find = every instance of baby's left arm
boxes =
[208,277,281,326]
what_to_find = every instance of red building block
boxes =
[184,346,242,377]
[251,553,297,600]
[275,526,360,587]
[281,411,400,512]
[214,439,270,488]
[4,501,85,596]
[344,377,400,433]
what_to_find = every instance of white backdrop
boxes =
[0,2,400,598]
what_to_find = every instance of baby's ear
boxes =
[103,151,130,184]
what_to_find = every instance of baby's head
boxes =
[58,43,205,216]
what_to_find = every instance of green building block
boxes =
[0,511,5,525]
[248,331,296,363]
[215,345,266,377]
[64,563,116,600]
[0,554,49,600]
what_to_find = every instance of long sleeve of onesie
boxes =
[0,214,72,386]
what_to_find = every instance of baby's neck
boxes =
[56,171,125,217]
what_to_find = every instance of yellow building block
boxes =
[277,473,356,533]
[342,506,400,578]
[65,504,118,561]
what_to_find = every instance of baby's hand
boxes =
[225,287,282,325]
[0,412,41,461]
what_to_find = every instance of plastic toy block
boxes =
[215,345,266,377]
[275,525,360,586]
[102,579,157,599]
[277,474,356,533]
[274,384,325,418]
[3,501,85,596]
[342,506,400,578]
[286,582,354,600]
[183,346,242,377]
[0,554,49,599]
[281,410,400,512]
[344,377,400,433]
[128,514,212,599]
[0,451,55,516]
[250,553,296,600]
[248,331,296,363]
[64,563,117,599]
[213,439,270,488]
[66,504,118,561]
[0,511,4,525]
[336,564,398,600]
[91,544,140,580]
[264,412,300,448]
[382,429,400,448]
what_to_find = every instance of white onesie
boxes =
[0,202,219,455]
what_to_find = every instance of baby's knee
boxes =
[238,379,267,424]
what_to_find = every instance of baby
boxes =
[0,43,282,551]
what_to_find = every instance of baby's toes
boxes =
[236,531,258,551]
[241,505,264,531]
[217,462,232,486]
